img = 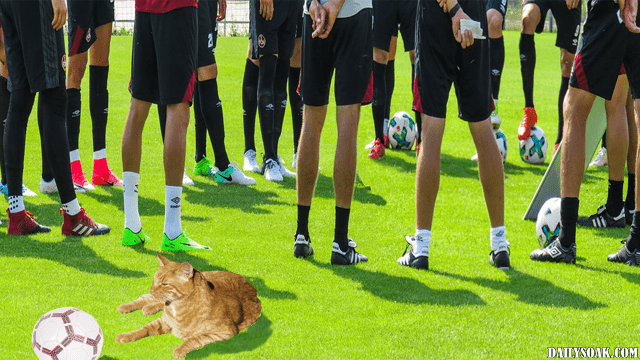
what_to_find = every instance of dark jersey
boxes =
[136,0,197,14]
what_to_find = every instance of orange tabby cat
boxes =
[115,254,261,359]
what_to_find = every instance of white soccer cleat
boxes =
[40,178,87,194]
[278,156,296,178]
[264,158,283,182]
[215,162,256,185]
[364,138,376,150]
[243,149,260,173]
[292,152,297,169]
[471,153,478,161]
[589,147,607,167]
[182,171,194,186]
[21,183,37,197]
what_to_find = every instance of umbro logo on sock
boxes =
[266,103,274,111]
[495,230,505,237]
[72,110,80,117]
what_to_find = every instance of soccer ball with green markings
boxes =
[519,126,547,164]
[536,197,562,248]
[388,111,417,150]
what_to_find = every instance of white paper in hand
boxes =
[460,19,486,40]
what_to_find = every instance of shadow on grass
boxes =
[188,314,272,357]
[432,269,605,310]
[307,258,484,306]
[575,263,640,287]
[182,180,288,214]
[376,151,416,173]
[0,233,145,278]
[99,356,121,360]
[129,248,297,300]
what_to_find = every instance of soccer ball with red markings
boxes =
[32,307,103,360]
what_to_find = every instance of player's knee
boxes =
[521,10,539,33]
[488,15,503,36]
[560,52,575,76]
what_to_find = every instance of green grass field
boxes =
[2,31,638,359]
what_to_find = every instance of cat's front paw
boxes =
[115,332,135,343]
[142,302,163,315]
[116,303,137,314]
[173,347,188,359]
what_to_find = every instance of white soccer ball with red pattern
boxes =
[32,307,103,360]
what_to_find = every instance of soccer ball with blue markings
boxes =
[519,126,547,164]
[388,111,417,150]
[494,129,508,163]
[536,197,562,248]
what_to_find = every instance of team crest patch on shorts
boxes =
[258,34,266,48]
[62,54,66,71]
[86,29,91,43]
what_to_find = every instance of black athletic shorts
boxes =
[0,0,66,92]
[197,0,219,67]
[415,0,492,122]
[130,7,197,105]
[67,0,115,56]
[569,0,640,100]
[295,0,303,39]
[524,0,581,53]
[300,9,373,106]
[486,0,508,30]
[249,0,298,59]
[373,0,416,52]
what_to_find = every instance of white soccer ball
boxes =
[388,111,417,150]
[494,129,508,163]
[519,126,547,163]
[536,197,562,248]
[32,307,103,360]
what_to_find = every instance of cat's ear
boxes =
[157,253,170,267]
[179,262,194,281]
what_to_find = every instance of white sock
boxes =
[164,185,182,240]
[69,149,80,163]
[414,229,431,256]
[8,195,24,213]
[93,149,106,160]
[123,172,141,233]
[490,225,507,252]
[62,198,81,215]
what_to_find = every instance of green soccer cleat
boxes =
[122,228,150,246]
[193,156,215,177]
[162,231,211,252]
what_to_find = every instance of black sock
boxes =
[628,212,640,251]
[601,131,607,150]
[490,37,505,100]
[89,65,108,152]
[289,66,303,154]
[66,88,81,152]
[0,76,9,184]
[4,87,35,196]
[334,206,351,251]
[158,104,167,142]
[626,173,635,211]
[297,205,310,238]
[258,55,277,160]
[559,197,579,247]
[243,58,259,153]
[199,78,230,169]
[193,84,207,163]
[41,85,75,203]
[273,57,290,158]
[606,179,624,215]
[372,61,387,141]
[556,76,569,145]
[520,34,535,108]
[38,100,54,182]
[386,59,395,121]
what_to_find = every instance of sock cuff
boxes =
[490,225,506,238]
[69,149,81,163]
[8,195,24,213]
[62,198,81,216]
[519,34,535,53]
[415,229,431,240]
[93,149,107,160]
[89,65,109,91]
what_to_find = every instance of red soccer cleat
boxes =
[71,160,95,190]
[518,107,538,140]
[553,143,560,157]
[368,138,385,159]
[7,209,51,235]
[92,158,123,186]
[61,208,110,236]
[383,134,390,148]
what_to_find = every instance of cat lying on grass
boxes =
[116,254,261,359]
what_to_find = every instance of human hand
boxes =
[621,0,640,33]
[217,0,227,21]
[51,0,67,31]
[260,0,273,21]
[452,10,474,48]
[565,0,579,10]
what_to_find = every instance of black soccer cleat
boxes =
[578,204,625,228]
[530,238,576,264]
[397,235,429,270]
[293,234,314,258]
[607,240,640,266]
[490,250,511,269]
[331,239,368,265]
